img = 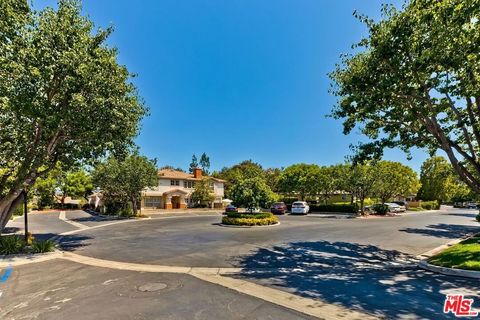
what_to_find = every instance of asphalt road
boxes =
[2,207,480,319]
[0,259,312,320]
[62,208,480,267]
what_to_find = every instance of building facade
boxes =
[141,168,225,209]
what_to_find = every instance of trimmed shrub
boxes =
[31,239,56,253]
[476,213,480,222]
[309,204,358,213]
[226,212,272,219]
[0,235,25,255]
[222,212,279,226]
[421,200,440,210]
[372,204,389,215]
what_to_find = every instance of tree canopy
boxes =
[0,0,147,229]
[330,0,480,194]
[92,154,157,216]
[418,156,458,203]
[230,177,276,211]
[371,161,420,204]
[279,164,322,200]
[191,178,215,207]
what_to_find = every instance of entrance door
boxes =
[171,196,180,209]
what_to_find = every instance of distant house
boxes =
[141,168,225,209]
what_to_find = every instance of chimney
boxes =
[193,168,203,179]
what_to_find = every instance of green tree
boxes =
[418,156,458,203]
[214,160,266,198]
[318,166,340,204]
[191,178,215,207]
[199,152,210,175]
[330,0,480,195]
[371,161,420,204]
[0,0,146,230]
[57,169,93,206]
[230,177,276,212]
[188,155,198,173]
[264,167,283,193]
[31,167,60,209]
[279,164,322,200]
[92,154,157,216]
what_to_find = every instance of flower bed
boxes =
[222,212,279,226]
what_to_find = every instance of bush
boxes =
[226,212,272,219]
[31,239,56,253]
[0,235,25,255]
[421,200,440,210]
[309,204,358,213]
[372,204,389,215]
[222,212,279,226]
[476,213,480,222]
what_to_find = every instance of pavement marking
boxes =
[58,251,377,320]
[0,266,12,283]
[58,211,90,230]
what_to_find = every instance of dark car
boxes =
[225,204,238,213]
[271,202,287,214]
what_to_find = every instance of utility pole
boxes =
[23,190,28,243]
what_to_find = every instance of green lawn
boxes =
[428,235,480,271]
[407,207,426,212]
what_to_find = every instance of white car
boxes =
[385,203,402,213]
[291,201,310,215]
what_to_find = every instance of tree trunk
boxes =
[350,195,354,205]
[0,191,24,232]
[131,197,138,216]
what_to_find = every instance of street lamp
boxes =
[23,190,28,243]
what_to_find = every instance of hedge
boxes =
[309,204,358,213]
[421,200,440,210]
[222,212,279,226]
[226,212,272,219]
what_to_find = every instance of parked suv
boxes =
[271,202,287,214]
[291,201,310,215]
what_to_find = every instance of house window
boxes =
[183,181,195,188]
[144,197,161,208]
[171,180,175,186]
[171,180,179,186]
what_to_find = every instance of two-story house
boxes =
[141,168,225,209]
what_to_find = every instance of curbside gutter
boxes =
[417,232,480,279]
[418,260,480,279]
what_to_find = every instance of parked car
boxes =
[225,204,238,213]
[465,202,478,209]
[271,202,287,214]
[393,201,408,210]
[291,201,310,215]
[385,203,403,213]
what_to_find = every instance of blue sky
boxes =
[34,0,429,172]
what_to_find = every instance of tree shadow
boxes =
[444,212,478,219]
[30,233,93,251]
[232,240,480,319]
[399,224,479,239]
[2,227,20,234]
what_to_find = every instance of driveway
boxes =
[2,207,480,319]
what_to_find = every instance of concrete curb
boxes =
[218,222,281,228]
[416,233,479,279]
[0,251,62,267]
[418,260,480,279]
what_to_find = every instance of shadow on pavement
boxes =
[56,234,93,251]
[26,233,93,250]
[399,223,479,239]
[233,240,480,319]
